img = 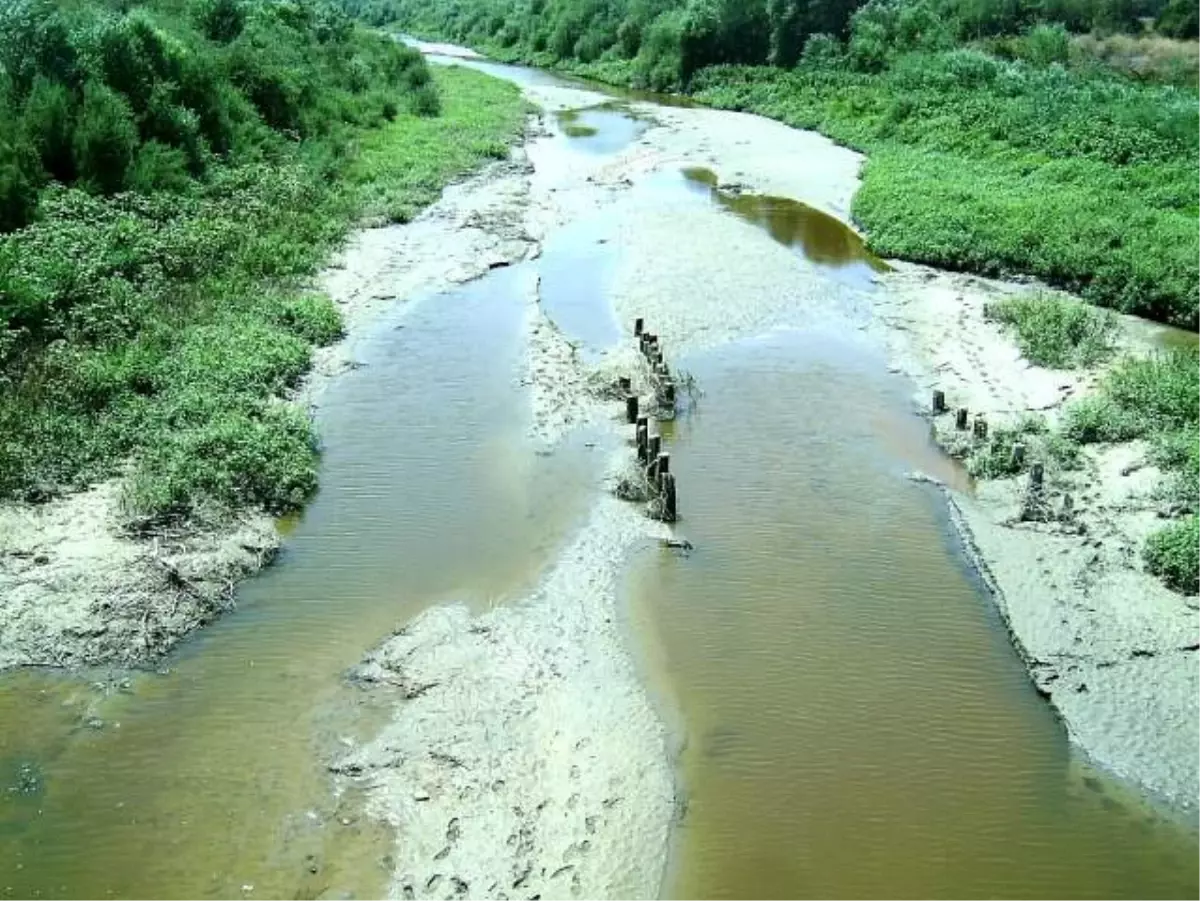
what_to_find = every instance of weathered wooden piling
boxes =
[648,434,661,464]
[973,416,988,440]
[955,407,969,430]
[661,473,677,523]
[1010,442,1026,469]
[661,381,676,407]
[1030,462,1045,488]
[618,375,631,395]
[636,423,649,462]
[656,452,670,480]
[932,389,947,414]
[634,317,644,337]
[626,394,639,424]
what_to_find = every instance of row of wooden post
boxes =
[624,317,677,522]
[932,389,1043,489]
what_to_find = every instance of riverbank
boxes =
[873,264,1199,813]
[0,68,531,670]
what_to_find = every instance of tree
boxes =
[72,80,138,194]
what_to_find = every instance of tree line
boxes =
[342,0,1196,91]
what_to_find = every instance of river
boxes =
[0,45,1196,900]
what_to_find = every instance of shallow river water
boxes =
[1,49,1196,900]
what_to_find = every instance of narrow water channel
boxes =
[1,47,1196,900]
[0,269,599,898]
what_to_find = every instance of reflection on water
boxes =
[682,166,888,288]
[555,104,648,154]
[628,328,1199,899]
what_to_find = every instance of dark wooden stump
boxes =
[625,394,639,424]
[1010,442,1025,469]
[1030,462,1044,488]
[932,389,946,414]
[955,407,969,430]
[634,317,644,337]
[661,473,677,523]
[973,416,988,440]
[618,376,631,395]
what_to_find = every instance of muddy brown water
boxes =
[1,50,1197,899]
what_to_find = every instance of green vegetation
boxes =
[1,0,525,527]
[1062,347,1199,591]
[1144,515,1198,593]
[984,293,1117,368]
[967,413,1082,478]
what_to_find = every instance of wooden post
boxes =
[973,416,988,440]
[634,317,644,337]
[618,376,631,395]
[648,434,661,463]
[655,363,669,380]
[646,454,659,482]
[932,389,946,414]
[1010,442,1026,469]
[625,394,638,424]
[661,473,677,523]
[1030,462,1044,488]
[662,381,676,407]
[636,414,648,431]
[955,407,969,431]
[656,452,670,477]
[636,423,648,462]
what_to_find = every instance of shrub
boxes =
[1156,0,1199,39]
[800,33,845,68]
[195,0,246,42]
[1061,393,1143,443]
[72,80,139,194]
[22,76,75,183]
[1018,22,1069,66]
[129,139,193,192]
[0,137,38,231]
[984,292,1117,368]
[1144,515,1198,594]
[408,81,442,115]
[968,413,1081,477]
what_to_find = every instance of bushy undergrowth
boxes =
[0,0,526,529]
[967,413,1082,478]
[1144,514,1198,594]
[984,292,1117,368]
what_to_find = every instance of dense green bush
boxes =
[1,1,527,525]
[1144,515,1198,594]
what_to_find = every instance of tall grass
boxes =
[984,292,1118,368]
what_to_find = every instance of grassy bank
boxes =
[0,0,525,528]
